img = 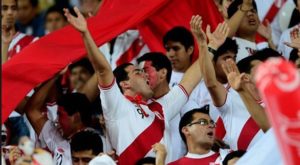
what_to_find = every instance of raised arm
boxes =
[64,7,114,86]
[198,17,229,107]
[77,73,99,102]
[227,0,253,37]
[222,59,270,132]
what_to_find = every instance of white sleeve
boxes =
[89,154,116,165]
[99,79,131,121]
[156,85,188,121]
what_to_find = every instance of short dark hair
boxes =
[213,38,238,62]
[57,93,93,126]
[293,0,297,6]
[227,0,257,18]
[29,0,38,7]
[137,52,172,83]
[69,58,95,75]
[179,105,210,144]
[113,63,133,92]
[289,49,300,62]
[223,150,246,165]
[135,157,155,165]
[163,26,195,51]
[237,48,282,74]
[45,5,67,21]
[70,130,103,155]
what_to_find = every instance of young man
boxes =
[70,130,103,165]
[199,13,264,151]
[169,106,228,165]
[2,0,38,64]
[64,7,202,164]
[44,5,68,34]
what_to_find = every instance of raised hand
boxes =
[206,21,230,50]
[285,28,300,49]
[152,143,167,165]
[2,25,14,45]
[190,15,206,46]
[222,59,250,91]
[257,20,272,41]
[63,7,87,33]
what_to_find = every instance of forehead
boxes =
[250,59,262,67]
[47,12,64,18]
[192,112,211,121]
[72,150,94,156]
[125,65,138,73]
[139,61,153,69]
[2,0,17,6]
[218,51,236,59]
[165,41,184,48]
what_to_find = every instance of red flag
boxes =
[255,58,300,165]
[1,0,169,122]
[138,0,223,62]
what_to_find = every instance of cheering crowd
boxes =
[2,0,300,164]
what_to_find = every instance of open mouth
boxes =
[248,19,257,25]
[207,131,214,138]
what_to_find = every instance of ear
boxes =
[181,126,190,137]
[187,46,194,57]
[159,68,167,80]
[72,112,81,123]
[120,81,130,90]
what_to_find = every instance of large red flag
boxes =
[138,0,223,61]
[1,0,169,122]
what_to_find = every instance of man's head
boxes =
[227,0,259,37]
[70,130,103,165]
[2,0,18,29]
[223,150,246,165]
[69,58,94,90]
[213,38,238,83]
[135,157,155,165]
[44,6,67,34]
[137,52,172,90]
[80,0,101,17]
[179,105,216,150]
[237,48,283,81]
[113,63,153,98]
[57,93,93,139]
[163,26,194,72]
[17,0,38,25]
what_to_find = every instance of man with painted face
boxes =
[64,7,202,164]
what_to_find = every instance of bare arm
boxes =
[77,73,99,102]
[64,7,114,87]
[199,19,230,107]
[1,26,14,64]
[227,0,253,37]
[222,59,270,132]
[152,143,167,165]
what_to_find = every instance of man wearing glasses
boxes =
[169,105,229,165]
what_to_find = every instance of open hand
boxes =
[64,7,88,33]
[206,21,229,50]
[257,20,272,41]
[190,15,206,46]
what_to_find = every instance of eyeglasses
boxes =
[187,119,216,128]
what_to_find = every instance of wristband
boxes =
[208,47,217,55]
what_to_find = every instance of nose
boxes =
[167,49,176,57]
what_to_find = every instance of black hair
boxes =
[179,105,210,144]
[293,0,298,6]
[213,38,238,62]
[113,63,133,93]
[29,0,38,8]
[45,5,67,21]
[137,52,172,83]
[70,130,103,155]
[69,58,95,75]
[57,93,93,126]
[289,49,300,62]
[288,9,300,28]
[223,150,246,165]
[237,48,282,74]
[163,26,195,51]
[135,157,155,165]
[227,0,257,18]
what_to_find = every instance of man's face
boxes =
[165,41,192,72]
[184,112,215,147]
[139,61,160,90]
[45,12,67,33]
[214,51,237,83]
[123,65,153,98]
[17,0,36,25]
[80,0,101,16]
[2,0,18,28]
[57,107,75,139]
[70,66,92,90]
[250,59,262,82]
[238,8,260,35]
[72,150,95,165]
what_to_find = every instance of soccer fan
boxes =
[222,150,246,165]
[44,5,68,34]
[169,106,229,165]
[2,0,38,64]
[198,14,264,151]
[64,7,202,164]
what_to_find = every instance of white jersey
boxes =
[99,30,149,70]
[278,24,300,59]
[212,88,264,151]
[236,128,284,165]
[8,32,38,60]
[99,79,188,164]
[39,121,72,165]
[234,37,268,62]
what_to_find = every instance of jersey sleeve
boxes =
[99,79,131,121]
[157,85,188,121]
